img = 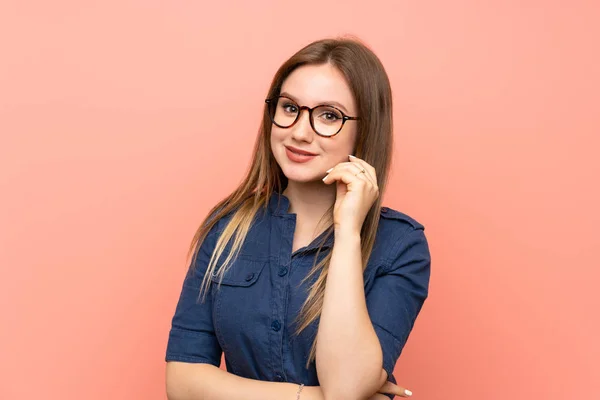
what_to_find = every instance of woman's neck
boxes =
[283,180,335,224]
[282,180,336,250]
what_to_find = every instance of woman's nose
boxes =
[290,110,314,142]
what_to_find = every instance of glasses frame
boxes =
[265,95,360,138]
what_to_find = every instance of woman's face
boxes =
[270,63,358,184]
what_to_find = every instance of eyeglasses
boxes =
[265,95,359,137]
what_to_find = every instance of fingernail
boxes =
[404,389,412,396]
[326,168,334,173]
[322,174,329,182]
[349,155,356,159]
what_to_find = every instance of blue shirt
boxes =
[166,192,431,398]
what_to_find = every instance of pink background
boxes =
[1,1,598,399]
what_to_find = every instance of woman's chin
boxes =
[282,169,323,184]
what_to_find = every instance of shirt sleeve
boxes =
[366,227,431,390]
[165,221,222,366]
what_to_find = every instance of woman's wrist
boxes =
[296,383,305,399]
[300,385,325,400]
[334,224,361,241]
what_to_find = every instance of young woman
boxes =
[165,37,431,400]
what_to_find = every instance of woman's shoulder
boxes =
[378,206,425,231]
[369,206,428,265]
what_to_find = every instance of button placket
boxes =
[269,215,293,383]
[271,320,281,331]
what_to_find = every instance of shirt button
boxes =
[245,273,255,282]
[271,320,281,332]
[275,374,285,382]
[278,267,288,277]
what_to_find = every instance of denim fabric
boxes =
[166,192,431,398]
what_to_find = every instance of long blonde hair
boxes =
[187,36,394,367]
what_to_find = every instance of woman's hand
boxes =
[368,381,413,399]
[367,368,413,399]
[322,155,379,234]
[303,369,411,400]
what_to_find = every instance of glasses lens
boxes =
[271,97,299,128]
[312,105,344,136]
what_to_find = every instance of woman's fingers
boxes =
[323,169,379,199]
[378,381,413,397]
[323,162,377,190]
[323,168,368,188]
[348,155,378,184]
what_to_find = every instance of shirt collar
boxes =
[268,191,291,216]
[268,191,334,251]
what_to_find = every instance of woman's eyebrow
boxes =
[280,91,350,114]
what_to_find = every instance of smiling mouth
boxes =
[286,146,317,156]
[285,146,318,163]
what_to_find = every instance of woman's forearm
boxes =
[166,362,325,400]
[315,228,383,400]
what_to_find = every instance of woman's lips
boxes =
[285,147,317,163]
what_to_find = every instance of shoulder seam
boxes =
[382,226,423,268]
[380,207,424,230]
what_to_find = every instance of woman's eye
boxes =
[320,112,339,121]
[283,103,298,113]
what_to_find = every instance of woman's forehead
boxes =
[280,64,356,112]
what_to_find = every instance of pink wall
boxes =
[1,1,598,399]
